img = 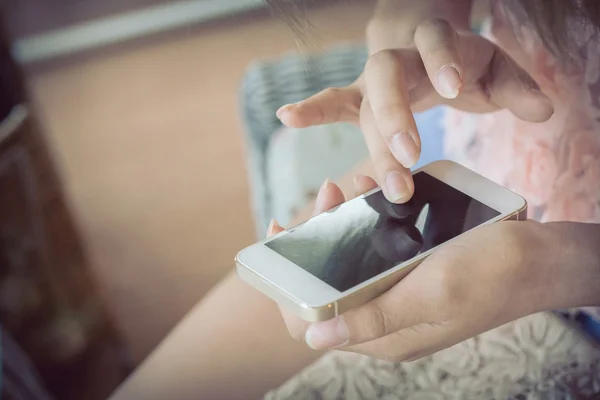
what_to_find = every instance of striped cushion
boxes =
[239,44,368,238]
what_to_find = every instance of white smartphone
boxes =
[236,160,527,322]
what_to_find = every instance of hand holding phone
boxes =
[245,162,550,362]
[237,161,527,322]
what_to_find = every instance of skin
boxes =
[273,0,600,361]
[110,167,369,400]
[272,179,600,360]
[111,2,600,398]
[277,0,553,203]
[111,172,600,400]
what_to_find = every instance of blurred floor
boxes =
[22,1,372,394]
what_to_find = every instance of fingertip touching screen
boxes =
[266,172,500,292]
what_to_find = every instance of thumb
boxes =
[487,51,554,122]
[304,281,426,350]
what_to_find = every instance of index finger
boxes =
[414,18,463,100]
[365,49,423,169]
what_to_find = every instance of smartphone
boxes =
[236,161,527,322]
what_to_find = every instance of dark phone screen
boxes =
[266,172,500,292]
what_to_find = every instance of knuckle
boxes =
[372,102,405,122]
[367,19,413,48]
[366,49,398,73]
[312,106,326,125]
[322,87,363,120]
[415,19,457,58]
[362,302,390,339]
[386,329,425,362]
[416,18,453,37]
[322,87,344,96]
[371,149,397,172]
[431,263,466,314]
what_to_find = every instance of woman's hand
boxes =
[276,19,554,203]
[267,178,600,362]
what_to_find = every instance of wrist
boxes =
[523,221,600,312]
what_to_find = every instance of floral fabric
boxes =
[267,313,600,399]
[444,0,600,322]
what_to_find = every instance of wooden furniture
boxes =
[0,22,128,399]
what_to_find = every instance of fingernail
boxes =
[436,65,462,99]
[305,316,349,350]
[385,171,410,202]
[526,78,541,92]
[267,218,278,236]
[276,104,293,120]
[390,132,419,168]
[539,93,554,111]
[533,89,553,107]
[353,175,364,197]
[315,178,330,210]
[526,83,555,113]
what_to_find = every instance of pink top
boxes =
[443,1,600,321]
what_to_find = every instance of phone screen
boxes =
[266,172,501,292]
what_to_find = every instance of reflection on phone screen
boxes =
[266,172,500,292]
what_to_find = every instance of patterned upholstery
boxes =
[239,45,368,237]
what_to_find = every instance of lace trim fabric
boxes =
[266,313,600,399]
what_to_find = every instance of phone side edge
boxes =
[234,252,338,322]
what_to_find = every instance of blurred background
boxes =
[0,0,374,398]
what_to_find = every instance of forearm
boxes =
[527,221,600,313]
[367,0,475,53]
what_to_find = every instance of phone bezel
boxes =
[236,160,527,309]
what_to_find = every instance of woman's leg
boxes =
[110,272,322,400]
[110,159,383,400]
[111,104,449,400]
